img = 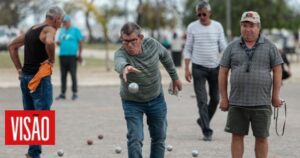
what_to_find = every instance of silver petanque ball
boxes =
[192,150,199,157]
[115,146,122,154]
[57,149,64,157]
[166,145,173,151]
[128,82,139,94]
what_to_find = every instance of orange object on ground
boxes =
[28,63,53,93]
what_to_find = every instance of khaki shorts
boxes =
[225,105,272,137]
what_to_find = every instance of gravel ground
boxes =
[0,81,299,158]
[1,57,300,158]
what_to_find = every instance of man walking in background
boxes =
[184,0,227,141]
[56,15,83,100]
[170,32,184,67]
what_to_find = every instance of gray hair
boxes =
[46,6,64,20]
[195,1,211,12]
[120,22,142,37]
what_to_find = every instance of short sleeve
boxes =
[219,44,232,68]
[76,28,83,41]
[269,44,283,68]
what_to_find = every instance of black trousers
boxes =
[59,56,77,94]
[192,64,219,137]
[171,51,182,67]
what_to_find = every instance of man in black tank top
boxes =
[8,6,64,158]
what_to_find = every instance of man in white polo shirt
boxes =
[184,1,227,141]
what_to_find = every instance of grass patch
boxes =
[0,52,19,68]
[0,52,112,70]
[82,42,121,50]
[79,57,113,69]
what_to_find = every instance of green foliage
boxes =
[182,0,199,28]
[183,0,300,37]
[101,1,126,18]
[0,0,22,26]
[63,2,82,15]
[82,42,121,50]
[138,2,177,31]
[0,52,108,69]
[0,0,61,26]
[0,52,18,68]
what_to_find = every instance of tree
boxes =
[0,0,62,27]
[183,0,300,38]
[136,0,143,26]
[64,0,96,43]
[182,0,199,30]
[84,0,96,43]
[0,0,30,27]
[137,1,177,39]
[78,0,124,71]
[0,2,19,27]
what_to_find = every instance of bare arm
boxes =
[172,79,182,94]
[79,41,83,56]
[40,26,57,64]
[219,66,230,111]
[7,33,25,74]
[184,58,192,82]
[78,41,83,63]
[272,64,282,107]
[122,65,141,82]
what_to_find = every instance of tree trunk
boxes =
[85,11,95,43]
[155,0,161,40]
[85,0,95,43]
[136,0,143,25]
[124,0,128,22]
[104,38,111,71]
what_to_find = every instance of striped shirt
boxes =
[114,37,178,102]
[184,20,227,68]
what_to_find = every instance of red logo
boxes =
[246,12,254,17]
[5,110,55,145]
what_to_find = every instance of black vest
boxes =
[22,25,48,75]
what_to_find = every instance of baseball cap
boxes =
[63,15,71,22]
[240,11,260,23]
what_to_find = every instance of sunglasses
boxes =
[197,13,207,17]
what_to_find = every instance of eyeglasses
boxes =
[197,13,207,17]
[122,38,139,46]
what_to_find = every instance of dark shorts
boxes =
[225,105,272,137]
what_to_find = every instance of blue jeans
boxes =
[192,64,219,137]
[20,74,53,158]
[122,92,167,158]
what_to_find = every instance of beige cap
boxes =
[240,11,260,23]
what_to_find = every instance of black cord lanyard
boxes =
[241,42,258,73]
[273,101,287,136]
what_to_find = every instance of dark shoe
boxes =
[202,135,212,141]
[72,94,78,100]
[197,118,202,128]
[56,94,66,100]
[25,154,32,158]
